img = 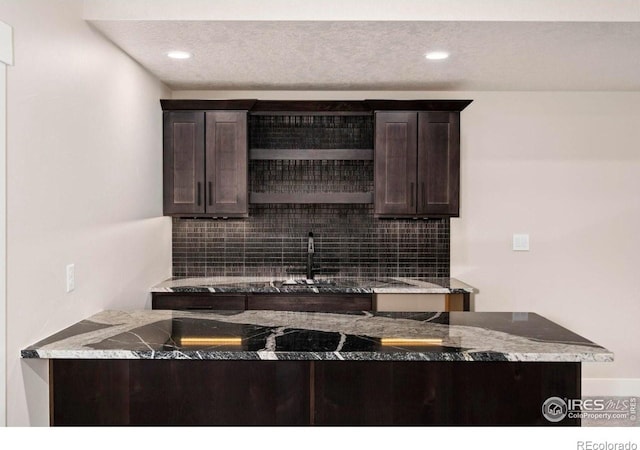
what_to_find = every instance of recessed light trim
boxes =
[425,51,449,60]
[167,51,192,60]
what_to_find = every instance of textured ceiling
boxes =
[89,20,640,91]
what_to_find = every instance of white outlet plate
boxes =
[66,264,75,292]
[513,234,530,251]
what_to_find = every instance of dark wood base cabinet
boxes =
[152,293,246,310]
[50,360,580,426]
[246,294,372,312]
[151,292,373,312]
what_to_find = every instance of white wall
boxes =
[1,1,171,426]
[452,92,640,395]
[0,19,14,428]
[0,64,5,428]
[174,90,640,394]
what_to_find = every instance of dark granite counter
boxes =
[150,276,476,295]
[22,309,612,362]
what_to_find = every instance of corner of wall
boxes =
[0,18,13,429]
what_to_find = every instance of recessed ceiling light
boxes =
[167,51,192,60]
[425,51,449,60]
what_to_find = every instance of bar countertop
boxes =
[21,309,613,363]
[150,276,476,294]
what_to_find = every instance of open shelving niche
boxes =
[248,113,374,204]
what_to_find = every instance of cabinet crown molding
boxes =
[160,99,473,113]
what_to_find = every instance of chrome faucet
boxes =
[306,232,315,280]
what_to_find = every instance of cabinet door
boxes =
[205,111,248,216]
[163,112,205,215]
[374,112,418,216]
[418,112,460,216]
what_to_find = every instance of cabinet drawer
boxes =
[247,294,372,312]
[152,293,246,310]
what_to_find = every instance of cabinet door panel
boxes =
[163,112,205,214]
[374,112,417,216]
[418,112,460,216]
[205,111,248,215]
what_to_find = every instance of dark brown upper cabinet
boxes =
[375,111,461,218]
[161,99,470,216]
[163,110,248,217]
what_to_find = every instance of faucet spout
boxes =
[307,232,315,280]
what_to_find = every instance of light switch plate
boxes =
[512,234,530,251]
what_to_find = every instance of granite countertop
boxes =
[150,276,476,295]
[21,309,613,362]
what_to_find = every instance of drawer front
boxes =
[152,293,246,310]
[247,294,372,312]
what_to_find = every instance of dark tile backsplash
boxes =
[172,205,450,279]
[250,159,373,194]
[249,115,373,149]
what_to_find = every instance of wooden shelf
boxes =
[250,192,373,204]
[250,148,373,161]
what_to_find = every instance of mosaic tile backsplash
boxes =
[250,159,373,194]
[172,206,450,279]
[249,115,373,149]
